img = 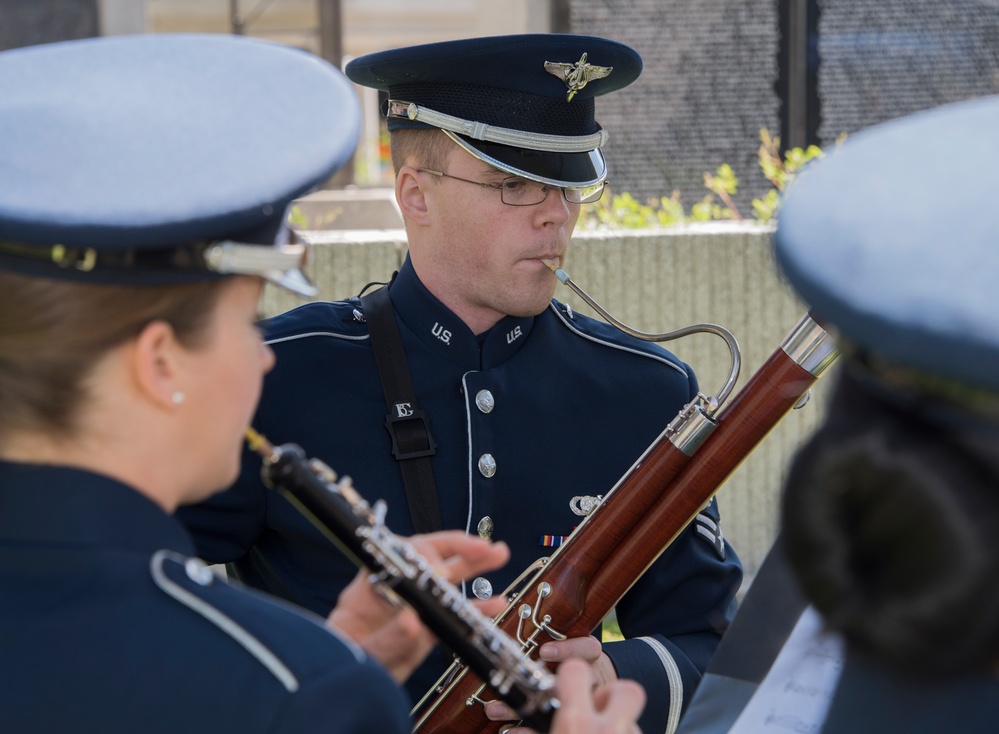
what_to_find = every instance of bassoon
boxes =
[248,263,838,734]
[410,262,840,734]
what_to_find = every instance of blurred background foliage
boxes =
[579,129,830,230]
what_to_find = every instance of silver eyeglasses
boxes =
[417,168,605,206]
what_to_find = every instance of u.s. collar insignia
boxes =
[544,53,613,101]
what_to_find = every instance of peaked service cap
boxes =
[774,95,999,401]
[344,33,642,189]
[0,33,361,296]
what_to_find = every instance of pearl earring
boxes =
[171,391,185,406]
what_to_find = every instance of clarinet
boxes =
[244,429,558,732]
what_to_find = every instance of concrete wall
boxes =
[262,223,835,583]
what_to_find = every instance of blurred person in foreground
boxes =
[676,94,999,734]
[0,33,644,734]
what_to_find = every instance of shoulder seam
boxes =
[548,304,688,378]
[149,549,299,692]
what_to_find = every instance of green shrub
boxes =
[578,129,829,230]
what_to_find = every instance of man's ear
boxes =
[131,320,184,411]
[396,165,432,226]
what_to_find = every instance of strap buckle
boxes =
[385,403,437,460]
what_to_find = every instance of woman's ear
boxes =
[396,165,431,226]
[131,320,184,411]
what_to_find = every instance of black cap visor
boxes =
[447,132,606,188]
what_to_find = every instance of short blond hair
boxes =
[389,128,453,174]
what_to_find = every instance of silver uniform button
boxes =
[184,558,214,586]
[478,453,497,478]
[471,576,493,600]
[477,516,494,539]
[474,389,495,413]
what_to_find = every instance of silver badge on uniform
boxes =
[544,53,613,101]
[569,494,603,517]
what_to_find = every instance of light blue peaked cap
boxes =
[0,33,361,295]
[774,95,999,393]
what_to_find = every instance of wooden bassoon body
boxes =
[412,309,839,734]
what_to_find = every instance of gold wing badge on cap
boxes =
[544,53,613,102]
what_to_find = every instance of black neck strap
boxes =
[360,285,444,534]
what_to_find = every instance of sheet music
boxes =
[728,605,845,734]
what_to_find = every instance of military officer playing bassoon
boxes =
[179,33,743,734]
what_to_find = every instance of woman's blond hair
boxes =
[0,272,226,442]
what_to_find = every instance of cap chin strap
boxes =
[204,241,317,297]
[386,99,609,153]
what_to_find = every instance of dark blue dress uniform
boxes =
[677,95,999,734]
[0,33,412,734]
[180,256,744,732]
[0,462,411,734]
